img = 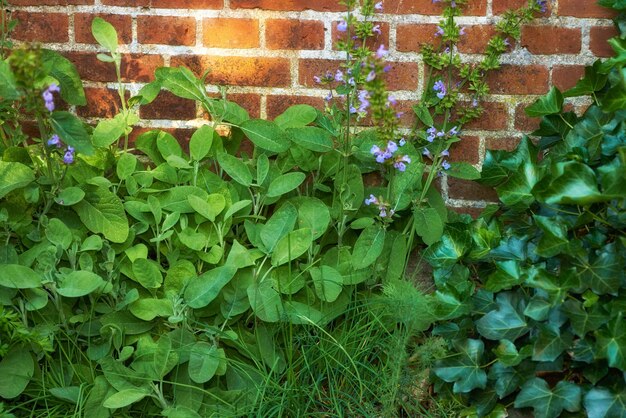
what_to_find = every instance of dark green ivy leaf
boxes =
[433,339,487,393]
[475,292,528,341]
[514,378,582,418]
[584,387,626,418]
[596,313,626,371]
[525,87,563,117]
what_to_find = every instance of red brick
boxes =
[11,0,91,4]
[514,102,540,132]
[267,19,325,50]
[267,95,325,120]
[396,24,441,53]
[464,101,509,131]
[449,206,483,218]
[231,0,344,11]
[457,25,499,54]
[129,127,194,150]
[140,91,197,120]
[384,0,486,15]
[12,12,68,43]
[171,56,291,87]
[558,0,616,18]
[485,136,521,151]
[333,21,389,51]
[203,18,259,48]
[493,0,552,15]
[138,16,196,46]
[122,54,164,82]
[487,65,549,95]
[448,177,498,202]
[590,26,619,58]
[103,0,221,6]
[65,52,163,82]
[521,26,581,55]
[449,135,480,165]
[552,65,585,91]
[76,87,124,118]
[65,52,116,82]
[75,14,132,45]
[226,93,262,119]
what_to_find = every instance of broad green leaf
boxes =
[0,265,43,288]
[584,388,626,418]
[295,197,330,240]
[189,125,214,161]
[91,17,118,52]
[562,300,607,337]
[73,187,129,243]
[188,194,225,222]
[476,293,528,341]
[0,348,34,399]
[534,215,568,257]
[0,59,19,100]
[414,207,444,245]
[132,258,163,289]
[248,278,284,322]
[156,67,208,104]
[211,99,250,125]
[0,161,35,199]
[434,339,487,393]
[271,228,313,266]
[525,87,564,117]
[493,339,527,367]
[287,127,334,152]
[310,266,343,302]
[564,61,607,97]
[103,388,150,409]
[93,114,126,147]
[514,378,581,418]
[484,260,523,292]
[446,162,480,180]
[423,227,470,268]
[226,239,261,269]
[352,224,385,269]
[46,218,72,249]
[83,376,114,418]
[274,104,317,129]
[267,172,306,198]
[159,186,208,213]
[240,119,290,153]
[42,49,86,106]
[157,131,183,159]
[596,314,626,371]
[538,162,603,205]
[256,153,270,185]
[188,342,220,383]
[260,203,298,252]
[217,152,252,187]
[413,104,434,126]
[184,265,237,308]
[130,298,174,321]
[532,323,571,362]
[496,161,542,209]
[50,111,94,155]
[55,187,85,206]
[223,199,252,220]
[57,271,105,297]
[117,152,137,181]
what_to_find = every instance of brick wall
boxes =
[8,0,617,210]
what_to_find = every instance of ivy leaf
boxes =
[596,314,626,371]
[532,323,572,362]
[562,299,608,337]
[584,388,626,418]
[525,87,564,117]
[433,339,487,393]
[475,292,528,341]
[534,215,568,258]
[514,378,581,418]
[423,227,470,268]
[535,162,603,206]
[580,243,624,296]
[564,61,607,97]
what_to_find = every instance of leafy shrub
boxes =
[429,2,626,417]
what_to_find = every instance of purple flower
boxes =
[374,1,383,11]
[433,80,446,99]
[459,26,466,36]
[399,138,406,146]
[449,126,459,136]
[42,84,61,112]
[426,127,437,142]
[379,208,387,218]
[313,75,322,84]
[383,64,392,73]
[394,155,411,172]
[435,26,444,37]
[348,77,356,86]
[48,83,60,92]
[366,70,376,82]
[47,134,61,147]
[395,112,404,119]
[471,98,479,107]
[387,140,398,154]
[325,91,333,101]
[376,44,388,59]
[422,148,432,158]
[373,25,382,35]
[440,149,450,157]
[536,0,547,13]
[503,38,510,47]
[451,0,456,7]
[349,106,358,114]
[358,90,370,112]
[337,20,348,32]
[63,146,75,165]
[335,70,344,82]
[388,95,397,106]
[441,160,451,170]
[365,194,379,206]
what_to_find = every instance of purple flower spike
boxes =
[442,160,451,170]
[314,75,322,84]
[373,25,382,35]
[335,70,344,82]
[399,138,406,146]
[435,26,444,37]
[459,26,466,36]
[375,1,383,11]
[449,126,459,136]
[422,148,432,158]
[47,134,61,147]
[536,0,547,13]
[440,149,450,157]
[433,80,447,99]
[365,194,379,206]
[63,147,75,165]
[387,141,398,154]
[376,44,388,59]
[366,70,376,82]
[388,94,397,106]
[337,20,348,32]
[379,208,387,218]
[325,91,333,101]
[48,83,60,92]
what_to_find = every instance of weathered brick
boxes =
[449,135,480,165]
[383,0,486,15]
[76,87,124,118]
[121,54,164,82]
[267,95,325,119]
[333,21,389,51]
[590,26,619,58]
[521,26,581,55]
[485,136,521,152]
[267,19,325,50]
[103,0,221,6]
[171,55,291,87]
[514,102,540,132]
[448,177,498,201]
[65,52,116,82]
[558,0,616,18]
[230,0,344,11]
[396,24,440,53]
[140,91,197,120]
[487,65,549,95]
[203,18,259,49]
[12,12,68,43]
[552,65,585,91]
[138,16,196,46]
[65,52,163,82]
[11,0,91,4]
[493,0,552,15]
[75,14,132,45]
[464,101,509,131]
[457,25,499,54]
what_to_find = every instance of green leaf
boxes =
[91,17,118,53]
[274,104,317,129]
[532,323,571,362]
[271,228,313,266]
[211,99,250,125]
[352,224,385,269]
[0,348,34,399]
[423,227,470,268]
[247,278,284,322]
[55,187,85,206]
[484,260,523,292]
[156,67,208,104]
[0,265,43,288]
[310,266,343,302]
[188,194,225,222]
[117,152,137,181]
[475,293,528,341]
[260,203,298,252]
[240,119,290,153]
[42,49,86,106]
[184,265,237,308]
[92,114,126,147]
[0,59,19,100]
[534,215,568,257]
[188,342,220,384]
[581,244,624,296]
[189,125,214,161]
[295,197,330,240]
[0,161,35,199]
[287,127,334,152]
[156,131,182,159]
[73,186,129,243]
[525,87,564,117]
[57,271,105,297]
[103,388,150,409]
[596,314,626,371]
[216,152,252,187]
[446,162,480,180]
[256,153,269,185]
[514,378,581,418]
[50,111,93,155]
[267,172,306,198]
[413,104,434,126]
[434,339,487,393]
[414,207,444,245]
[562,300,607,337]
[132,258,163,289]
[46,218,73,249]
[584,388,626,418]
[129,298,173,321]
[564,61,607,97]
